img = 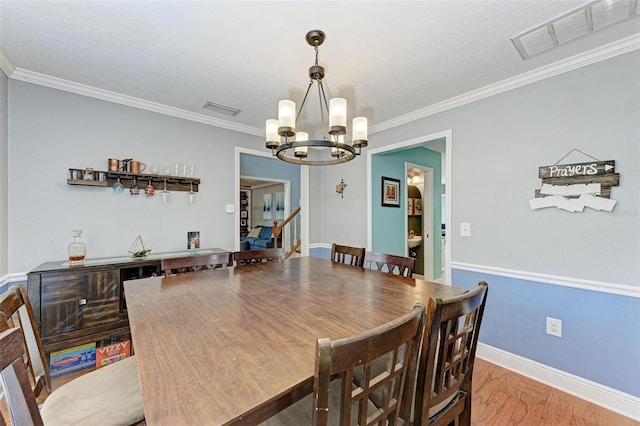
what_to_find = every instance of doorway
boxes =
[406,164,434,279]
[366,129,451,284]
[234,147,309,255]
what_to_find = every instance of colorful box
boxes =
[96,339,131,368]
[49,342,96,377]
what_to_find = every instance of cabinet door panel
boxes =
[83,270,121,327]
[40,274,84,337]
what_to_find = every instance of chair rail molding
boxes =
[452,261,640,298]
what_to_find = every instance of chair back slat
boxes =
[364,252,415,277]
[0,327,45,426]
[330,243,365,267]
[233,248,284,266]
[313,304,426,426]
[161,253,231,276]
[414,282,488,426]
[0,286,50,398]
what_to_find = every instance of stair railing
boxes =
[272,206,301,259]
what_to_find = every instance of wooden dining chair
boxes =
[330,243,366,267]
[233,248,284,266]
[0,326,42,426]
[414,281,488,426]
[161,252,231,276]
[364,251,415,277]
[0,285,145,426]
[262,303,425,425]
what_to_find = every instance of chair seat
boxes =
[40,356,145,426]
[261,379,379,425]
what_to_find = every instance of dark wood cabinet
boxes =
[27,248,229,358]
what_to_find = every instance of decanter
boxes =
[68,229,86,264]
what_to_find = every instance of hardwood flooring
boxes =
[471,358,638,425]
[3,358,636,425]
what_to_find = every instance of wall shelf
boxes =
[67,168,200,192]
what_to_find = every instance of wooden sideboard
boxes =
[27,248,230,359]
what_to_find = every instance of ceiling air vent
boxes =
[202,101,241,116]
[511,0,639,60]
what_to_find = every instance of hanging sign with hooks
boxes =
[529,149,619,213]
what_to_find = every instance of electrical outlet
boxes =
[546,317,562,337]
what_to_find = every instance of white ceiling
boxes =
[1,1,639,137]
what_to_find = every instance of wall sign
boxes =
[530,150,619,213]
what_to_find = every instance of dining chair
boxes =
[330,243,366,267]
[161,252,231,276]
[414,281,489,426]
[364,251,415,277]
[0,326,42,426]
[233,248,284,266]
[0,285,145,426]
[262,303,425,425]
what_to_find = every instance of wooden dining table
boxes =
[124,256,466,425]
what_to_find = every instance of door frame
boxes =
[406,162,434,280]
[366,129,452,284]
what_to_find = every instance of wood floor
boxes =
[3,358,634,425]
[471,358,638,425]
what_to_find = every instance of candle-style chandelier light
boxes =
[265,30,368,166]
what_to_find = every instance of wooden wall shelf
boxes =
[67,168,200,192]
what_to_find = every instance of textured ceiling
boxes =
[1,1,639,137]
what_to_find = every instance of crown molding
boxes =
[0,50,16,77]
[7,65,262,137]
[370,33,640,134]
[3,33,639,137]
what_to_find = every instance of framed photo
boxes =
[275,192,285,220]
[240,210,248,219]
[240,219,247,226]
[187,231,200,250]
[263,194,272,219]
[414,198,423,216]
[381,177,401,207]
[408,198,414,216]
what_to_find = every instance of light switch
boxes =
[460,223,471,237]
[225,204,235,214]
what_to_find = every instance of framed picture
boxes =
[187,231,200,250]
[381,177,401,207]
[240,219,247,226]
[275,192,285,220]
[263,194,272,219]
[414,198,423,216]
[240,210,248,219]
[408,198,414,216]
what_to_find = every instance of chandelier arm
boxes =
[296,79,315,124]
[317,81,327,137]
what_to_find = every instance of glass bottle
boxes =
[68,229,86,264]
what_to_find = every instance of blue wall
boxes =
[240,154,300,208]
[371,146,442,278]
[452,269,640,397]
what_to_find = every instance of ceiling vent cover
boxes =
[202,101,241,116]
[511,0,639,59]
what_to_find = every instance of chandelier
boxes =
[265,30,368,166]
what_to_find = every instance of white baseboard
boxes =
[477,343,640,421]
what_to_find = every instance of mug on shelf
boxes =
[130,161,146,174]
[108,158,120,172]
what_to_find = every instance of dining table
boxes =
[123,256,467,425]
